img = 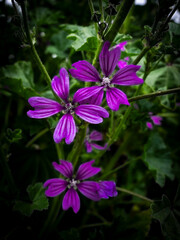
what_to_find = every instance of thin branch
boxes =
[128,87,180,103]
[117,187,153,203]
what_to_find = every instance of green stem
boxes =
[101,161,131,179]
[55,143,64,159]
[105,0,135,42]
[67,123,88,168]
[79,222,111,229]
[128,87,180,103]
[98,0,104,22]
[132,46,151,65]
[117,187,153,203]
[20,1,53,88]
[25,128,49,148]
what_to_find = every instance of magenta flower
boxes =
[27,68,109,144]
[146,112,163,129]
[118,57,130,69]
[44,160,117,213]
[84,128,107,153]
[98,181,118,199]
[115,41,127,51]
[69,41,143,111]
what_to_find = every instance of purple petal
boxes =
[98,181,118,199]
[73,86,103,103]
[118,60,128,69]
[115,41,127,51]
[99,41,121,77]
[112,65,143,86]
[53,114,76,144]
[27,97,63,119]
[85,141,92,153]
[51,68,69,101]
[91,143,108,151]
[89,130,103,141]
[79,88,104,105]
[74,104,109,124]
[62,188,80,213]
[150,115,163,126]
[106,87,130,111]
[52,160,73,178]
[76,160,101,180]
[44,178,68,197]
[69,60,101,82]
[146,122,153,129]
[77,181,101,201]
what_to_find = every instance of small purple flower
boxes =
[146,112,163,129]
[69,41,143,111]
[27,68,109,144]
[115,41,127,51]
[118,57,130,69]
[44,160,117,213]
[84,128,107,153]
[98,181,118,199]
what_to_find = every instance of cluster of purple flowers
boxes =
[27,41,144,213]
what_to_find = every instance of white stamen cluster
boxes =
[62,102,75,114]
[100,77,114,90]
[67,179,80,190]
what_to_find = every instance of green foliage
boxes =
[62,24,97,52]
[151,187,180,240]
[45,30,72,59]
[0,61,38,99]
[143,132,174,187]
[13,183,49,216]
[6,128,22,143]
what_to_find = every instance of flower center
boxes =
[67,178,80,190]
[62,102,75,114]
[85,134,91,143]
[100,77,114,90]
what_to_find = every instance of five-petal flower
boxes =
[44,160,117,213]
[27,68,109,144]
[84,128,108,153]
[69,41,143,111]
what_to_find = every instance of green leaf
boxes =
[45,30,72,58]
[146,65,180,90]
[13,182,49,216]
[151,187,180,240]
[6,128,22,143]
[143,132,174,187]
[0,61,38,99]
[145,65,180,108]
[62,24,97,52]
[169,22,180,35]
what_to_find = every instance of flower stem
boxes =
[25,128,49,148]
[98,0,104,22]
[105,0,135,42]
[128,87,180,103]
[132,46,151,65]
[116,187,153,203]
[20,1,52,87]
[55,143,64,159]
[67,123,88,167]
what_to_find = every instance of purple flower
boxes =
[44,160,117,213]
[98,181,118,199]
[146,112,163,129]
[27,68,109,144]
[118,57,130,69]
[84,128,108,153]
[69,41,143,111]
[115,41,127,51]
